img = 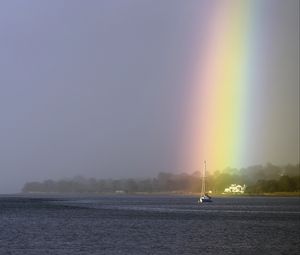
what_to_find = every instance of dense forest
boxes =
[22,163,300,194]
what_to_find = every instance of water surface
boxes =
[1,195,299,254]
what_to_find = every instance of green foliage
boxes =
[246,175,300,194]
[22,163,300,194]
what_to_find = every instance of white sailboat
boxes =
[198,160,212,203]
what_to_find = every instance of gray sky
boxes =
[0,0,299,193]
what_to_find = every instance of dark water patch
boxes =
[0,195,299,254]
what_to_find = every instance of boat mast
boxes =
[201,160,206,195]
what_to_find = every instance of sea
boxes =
[0,195,299,255]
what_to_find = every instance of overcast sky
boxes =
[0,0,299,193]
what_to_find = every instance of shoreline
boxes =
[1,191,300,198]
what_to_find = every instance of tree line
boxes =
[22,163,299,194]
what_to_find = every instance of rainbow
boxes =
[183,1,259,173]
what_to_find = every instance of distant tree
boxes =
[263,163,282,180]
[41,180,54,192]
[22,182,43,193]
[21,163,300,194]
[125,179,138,193]
[278,175,292,192]
[137,179,153,192]
[283,164,300,176]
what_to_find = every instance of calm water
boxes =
[0,195,299,255]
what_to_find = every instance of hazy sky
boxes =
[0,0,299,193]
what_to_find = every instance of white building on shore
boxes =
[224,184,246,194]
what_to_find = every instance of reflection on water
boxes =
[1,195,299,254]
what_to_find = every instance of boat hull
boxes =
[198,196,213,203]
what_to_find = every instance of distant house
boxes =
[224,184,246,194]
